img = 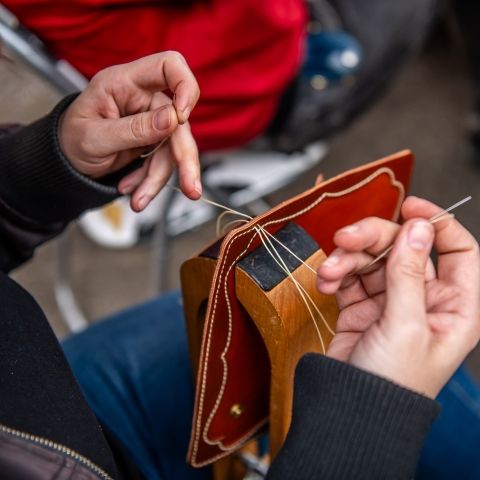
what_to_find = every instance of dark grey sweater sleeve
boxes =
[267,354,440,480]
[0,95,120,272]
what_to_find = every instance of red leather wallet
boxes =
[181,150,414,466]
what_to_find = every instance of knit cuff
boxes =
[268,354,440,480]
[0,95,119,225]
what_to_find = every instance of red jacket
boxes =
[5,0,307,151]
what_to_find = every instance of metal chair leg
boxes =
[54,229,89,333]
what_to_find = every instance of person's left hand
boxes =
[316,197,480,397]
[58,51,201,211]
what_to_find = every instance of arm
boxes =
[268,355,439,480]
[269,197,479,479]
[0,51,201,272]
[0,95,114,272]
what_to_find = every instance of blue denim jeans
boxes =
[63,291,480,480]
[416,363,480,479]
[62,291,211,480]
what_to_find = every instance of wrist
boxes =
[349,351,438,399]
[0,94,118,224]
[57,105,87,177]
[57,110,69,164]
[270,354,441,479]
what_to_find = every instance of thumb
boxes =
[384,219,434,322]
[93,104,177,155]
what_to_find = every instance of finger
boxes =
[426,257,437,281]
[401,195,443,220]
[384,218,434,322]
[318,249,435,304]
[319,214,438,296]
[130,146,175,211]
[335,276,370,309]
[168,122,202,199]
[149,90,176,111]
[318,217,400,291]
[333,217,401,257]
[90,104,178,155]
[118,159,150,195]
[336,296,384,333]
[320,216,408,298]
[360,255,435,296]
[317,248,380,296]
[359,267,387,297]
[402,196,479,290]
[122,51,200,124]
[318,248,378,283]
[318,216,397,294]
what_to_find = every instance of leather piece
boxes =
[184,151,414,466]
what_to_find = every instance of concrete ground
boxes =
[1,26,479,374]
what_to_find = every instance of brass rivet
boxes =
[230,403,244,419]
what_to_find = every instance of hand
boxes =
[316,196,480,398]
[58,51,201,211]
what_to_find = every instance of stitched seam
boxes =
[191,418,268,467]
[203,228,263,446]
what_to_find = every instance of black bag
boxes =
[267,0,441,152]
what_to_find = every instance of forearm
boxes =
[0,95,119,272]
[267,354,440,480]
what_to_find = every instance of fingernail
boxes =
[337,224,359,235]
[154,106,171,131]
[194,179,202,196]
[407,221,433,250]
[137,195,150,210]
[323,254,340,268]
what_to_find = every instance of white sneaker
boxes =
[78,197,139,248]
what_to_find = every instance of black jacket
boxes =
[0,98,440,479]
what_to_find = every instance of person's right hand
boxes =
[317,196,480,398]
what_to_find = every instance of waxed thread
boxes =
[359,196,471,273]
[254,226,333,351]
[140,136,169,158]
[253,226,334,337]
[168,185,334,350]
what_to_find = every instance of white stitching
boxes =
[191,418,269,468]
